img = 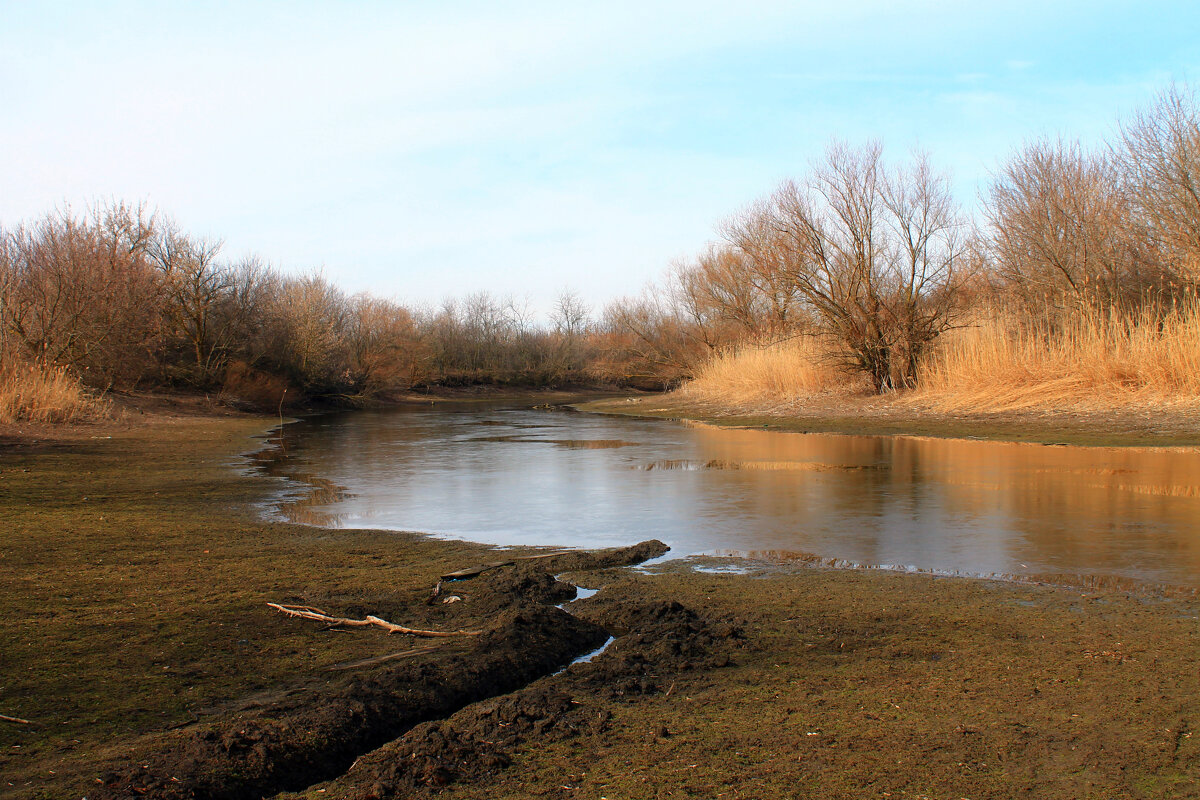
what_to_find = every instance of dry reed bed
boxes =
[681,302,1200,415]
[915,302,1200,412]
[680,337,861,412]
[0,357,110,424]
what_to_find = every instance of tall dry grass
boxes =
[913,301,1200,412]
[0,357,110,424]
[681,337,863,410]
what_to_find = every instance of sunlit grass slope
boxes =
[680,337,863,410]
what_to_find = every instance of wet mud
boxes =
[88,539,729,800]
[305,599,740,799]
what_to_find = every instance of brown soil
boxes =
[87,544,684,800]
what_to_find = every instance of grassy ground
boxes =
[0,411,500,797]
[2,407,1199,799]
[432,564,1200,800]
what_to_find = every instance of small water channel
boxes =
[247,402,1200,591]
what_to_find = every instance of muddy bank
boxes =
[297,598,739,799]
[89,541,709,800]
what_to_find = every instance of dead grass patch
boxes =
[680,338,865,411]
[0,356,110,423]
[913,302,1200,412]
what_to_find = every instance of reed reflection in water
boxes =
[251,404,1200,589]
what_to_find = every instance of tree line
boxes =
[0,205,650,407]
[607,83,1200,392]
[2,83,1197,408]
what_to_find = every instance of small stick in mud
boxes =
[426,580,444,604]
[0,714,32,724]
[440,561,515,581]
[266,603,483,637]
[326,644,445,671]
[439,550,577,581]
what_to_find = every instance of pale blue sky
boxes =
[2,1,1197,317]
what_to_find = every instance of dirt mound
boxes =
[568,598,742,697]
[90,540,701,800]
[91,606,608,800]
[444,564,577,616]
[542,539,669,572]
[300,599,742,799]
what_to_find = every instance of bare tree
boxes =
[985,138,1150,311]
[148,222,232,383]
[548,289,592,378]
[271,273,351,390]
[550,290,589,339]
[725,142,966,391]
[1118,83,1200,286]
[882,152,970,382]
[0,202,163,384]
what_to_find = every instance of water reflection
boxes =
[248,404,1200,590]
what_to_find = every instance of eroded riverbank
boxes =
[2,411,1199,799]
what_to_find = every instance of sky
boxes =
[2,1,1198,319]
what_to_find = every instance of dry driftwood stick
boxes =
[326,644,444,671]
[267,603,482,637]
[439,550,576,581]
[267,603,373,627]
[440,561,514,581]
[0,714,32,725]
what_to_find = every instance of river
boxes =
[248,402,1200,590]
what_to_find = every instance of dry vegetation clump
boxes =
[680,337,865,411]
[0,355,110,424]
[912,300,1200,412]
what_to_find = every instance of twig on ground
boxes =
[439,550,575,581]
[326,644,444,671]
[267,603,482,637]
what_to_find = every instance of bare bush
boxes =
[985,139,1155,311]
[345,295,427,395]
[1118,83,1200,285]
[0,203,163,386]
[594,289,712,388]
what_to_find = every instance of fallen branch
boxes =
[267,603,482,637]
[0,714,31,725]
[326,644,444,671]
